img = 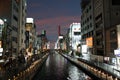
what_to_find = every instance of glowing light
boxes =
[0,19,4,25]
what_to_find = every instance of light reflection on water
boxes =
[33,51,91,80]
[45,55,50,67]
[67,64,88,80]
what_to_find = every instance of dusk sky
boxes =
[27,0,81,48]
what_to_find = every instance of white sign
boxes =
[114,49,120,56]
[59,36,63,39]
[26,18,34,23]
[0,48,3,52]
[82,45,87,53]
[0,53,2,56]
[0,19,4,25]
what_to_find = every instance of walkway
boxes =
[62,53,120,80]
[80,56,120,78]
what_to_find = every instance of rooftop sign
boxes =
[26,18,34,23]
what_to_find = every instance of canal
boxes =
[33,50,91,80]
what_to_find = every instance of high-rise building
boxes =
[69,23,81,51]
[93,0,120,57]
[0,0,26,56]
[81,0,120,63]
[18,0,27,53]
[0,0,20,55]
[25,18,37,55]
[81,0,94,54]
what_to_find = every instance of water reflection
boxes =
[45,55,50,67]
[67,64,88,80]
[33,51,91,80]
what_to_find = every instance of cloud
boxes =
[36,15,80,28]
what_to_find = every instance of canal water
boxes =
[33,50,91,80]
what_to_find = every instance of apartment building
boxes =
[93,0,120,57]
[81,0,120,63]
[81,0,94,53]
[0,0,25,56]
[18,0,27,53]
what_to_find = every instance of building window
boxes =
[13,4,18,12]
[83,21,84,25]
[12,37,17,43]
[22,30,23,34]
[90,15,92,20]
[13,26,18,32]
[81,23,83,27]
[96,40,101,45]
[110,42,117,53]
[21,39,24,43]
[116,12,119,16]
[110,29,117,40]
[87,25,89,29]
[89,6,91,10]
[95,13,102,21]
[87,17,89,22]
[13,48,17,53]
[97,49,104,55]
[112,0,120,5]
[90,23,92,28]
[86,9,88,13]
[13,15,18,22]
[74,32,81,35]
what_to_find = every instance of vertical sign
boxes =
[0,19,4,38]
[0,41,2,48]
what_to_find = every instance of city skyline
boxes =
[27,0,81,45]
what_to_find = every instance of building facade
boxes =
[18,0,27,53]
[25,18,37,55]
[80,0,120,62]
[37,30,48,53]
[0,0,27,56]
[93,0,120,62]
[81,0,94,55]
[69,23,81,52]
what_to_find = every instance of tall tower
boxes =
[58,25,61,36]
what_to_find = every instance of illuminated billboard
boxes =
[59,36,63,39]
[26,18,34,23]
[0,41,2,48]
[86,37,93,48]
[114,49,120,56]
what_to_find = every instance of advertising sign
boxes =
[0,19,4,38]
[0,41,2,48]
[0,19,4,25]
[114,49,120,56]
[26,18,34,23]
[81,45,87,53]
[0,48,3,56]
[0,48,3,52]
[86,37,93,48]
[59,36,63,39]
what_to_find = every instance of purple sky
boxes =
[27,0,81,48]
